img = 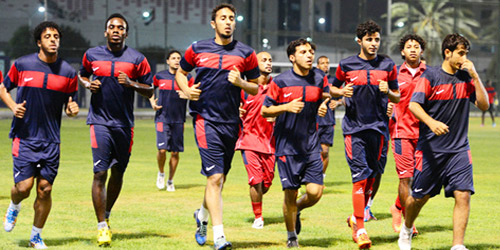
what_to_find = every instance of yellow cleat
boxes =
[346,214,358,242]
[355,232,372,249]
[97,227,112,247]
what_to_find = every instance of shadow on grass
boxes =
[429,243,500,250]
[416,224,452,234]
[245,216,283,225]
[174,183,204,190]
[37,232,169,247]
[324,181,350,187]
[233,240,280,249]
[300,236,345,247]
[0,195,10,200]
[370,234,400,244]
[366,212,392,221]
[322,187,347,195]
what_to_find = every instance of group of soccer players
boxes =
[0,3,489,250]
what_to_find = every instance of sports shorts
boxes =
[391,138,418,179]
[241,150,275,188]
[156,122,184,152]
[318,125,334,146]
[90,124,134,173]
[344,130,385,183]
[276,153,323,190]
[12,138,60,184]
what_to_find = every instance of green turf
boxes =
[0,114,499,249]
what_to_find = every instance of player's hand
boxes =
[185,82,201,101]
[65,96,79,117]
[429,120,449,136]
[150,98,163,111]
[239,103,246,118]
[318,97,330,117]
[461,60,478,79]
[387,102,394,117]
[118,71,132,87]
[228,66,243,87]
[342,83,354,98]
[287,97,304,113]
[89,79,102,93]
[13,100,27,119]
[176,90,189,99]
[329,99,340,110]
[378,80,389,94]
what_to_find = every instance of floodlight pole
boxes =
[44,0,48,21]
[386,0,392,55]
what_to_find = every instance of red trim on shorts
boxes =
[195,116,208,149]
[345,135,352,159]
[377,134,385,160]
[129,127,134,153]
[156,122,163,132]
[415,150,423,171]
[467,150,472,164]
[12,138,20,157]
[90,125,98,148]
[279,155,286,163]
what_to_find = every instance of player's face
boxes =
[105,17,128,45]
[211,8,236,39]
[290,43,315,70]
[257,52,273,74]
[167,52,181,71]
[317,57,330,74]
[38,28,60,55]
[401,39,423,65]
[358,32,380,58]
[446,44,468,71]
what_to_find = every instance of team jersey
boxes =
[0,70,3,83]
[80,45,153,127]
[411,66,476,152]
[317,74,336,126]
[389,62,426,139]
[180,39,260,124]
[264,68,329,156]
[486,86,496,104]
[3,53,78,143]
[153,70,194,123]
[333,55,398,135]
[235,80,275,155]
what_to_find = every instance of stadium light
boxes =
[142,11,150,18]
[318,17,326,24]
[397,21,404,28]
[142,8,155,25]
[38,6,45,13]
[237,15,244,22]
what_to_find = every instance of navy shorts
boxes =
[193,115,239,177]
[344,130,386,183]
[12,138,60,184]
[276,153,323,190]
[318,125,334,146]
[156,122,184,152]
[90,124,134,173]
[412,149,474,199]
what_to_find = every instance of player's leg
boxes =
[105,166,124,215]
[297,152,324,216]
[277,155,301,247]
[320,143,330,174]
[30,177,52,248]
[489,107,496,126]
[166,123,183,191]
[481,110,486,126]
[283,188,299,247]
[242,150,264,227]
[4,177,34,232]
[452,190,471,247]
[156,122,167,189]
[92,170,108,223]
[167,152,179,191]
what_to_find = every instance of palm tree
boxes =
[388,0,479,65]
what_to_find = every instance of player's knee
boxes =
[37,184,52,200]
[14,184,32,198]
[171,152,179,158]
[321,151,329,160]
[262,186,270,194]
[93,171,107,183]
[207,174,224,187]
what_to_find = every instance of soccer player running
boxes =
[481,80,496,127]
[330,20,400,249]
[388,34,426,234]
[79,13,153,246]
[398,33,489,250]
[175,3,259,249]
[235,51,275,230]
[150,50,194,191]
[262,39,330,248]
[1,21,79,249]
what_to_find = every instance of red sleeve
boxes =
[81,52,92,74]
[187,75,195,87]
[4,63,20,90]
[0,70,3,83]
[266,80,280,102]
[244,51,258,73]
[322,75,329,92]
[153,75,159,87]
[388,65,399,90]
[333,65,346,87]
[183,45,196,68]
[137,57,152,78]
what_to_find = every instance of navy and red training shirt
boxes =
[3,53,78,143]
[153,70,194,123]
[264,68,329,156]
[317,74,336,126]
[180,39,260,124]
[333,55,398,136]
[411,66,476,153]
[80,45,153,127]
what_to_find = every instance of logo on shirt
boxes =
[350,76,359,81]
[284,93,292,98]
[92,67,100,72]
[206,165,216,171]
[24,77,33,82]
[414,188,423,192]
[399,170,408,175]
[160,83,166,88]
[200,58,209,63]
[436,90,445,95]
[246,100,254,104]
[399,82,407,86]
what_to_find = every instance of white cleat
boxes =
[156,173,165,190]
[398,225,413,250]
[166,181,175,192]
[252,217,264,229]
[30,233,48,249]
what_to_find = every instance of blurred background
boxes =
[0,0,499,109]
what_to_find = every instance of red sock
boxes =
[252,202,262,219]
[352,179,367,229]
[395,195,402,210]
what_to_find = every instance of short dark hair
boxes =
[399,34,426,59]
[356,20,381,40]
[441,33,470,59]
[105,13,129,32]
[286,38,316,61]
[211,3,236,21]
[166,50,181,61]
[317,55,328,63]
[33,21,62,43]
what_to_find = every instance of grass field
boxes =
[0,114,499,249]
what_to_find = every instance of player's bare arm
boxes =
[175,68,201,101]
[228,66,259,95]
[461,60,489,111]
[409,101,449,136]
[117,71,153,98]
[317,97,331,117]
[65,96,79,117]
[0,83,26,118]
[149,95,163,111]
[261,97,304,118]
[78,74,101,93]
[378,79,400,103]
[330,83,353,98]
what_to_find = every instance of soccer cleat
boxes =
[194,209,207,246]
[3,207,19,232]
[29,233,48,249]
[450,245,469,250]
[166,181,175,192]
[252,217,264,229]
[398,225,413,250]
[493,122,497,128]
[355,232,372,249]
[295,212,301,235]
[364,207,377,222]
[213,236,232,250]
[347,214,358,242]
[412,225,419,237]
[286,237,299,248]
[390,204,402,232]
[157,173,165,190]
[97,227,112,246]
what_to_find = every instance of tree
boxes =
[482,7,500,80]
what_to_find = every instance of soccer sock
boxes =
[287,231,297,240]
[213,224,224,241]
[198,205,209,222]
[97,221,108,230]
[451,245,467,250]
[167,180,173,185]
[30,226,42,240]
[401,223,413,235]
[252,202,262,219]
[105,211,111,219]
[352,179,367,229]
[356,228,367,238]
[9,201,21,211]
[158,171,165,176]
[323,173,326,179]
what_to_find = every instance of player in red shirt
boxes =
[388,34,426,234]
[236,51,275,229]
[481,80,496,127]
